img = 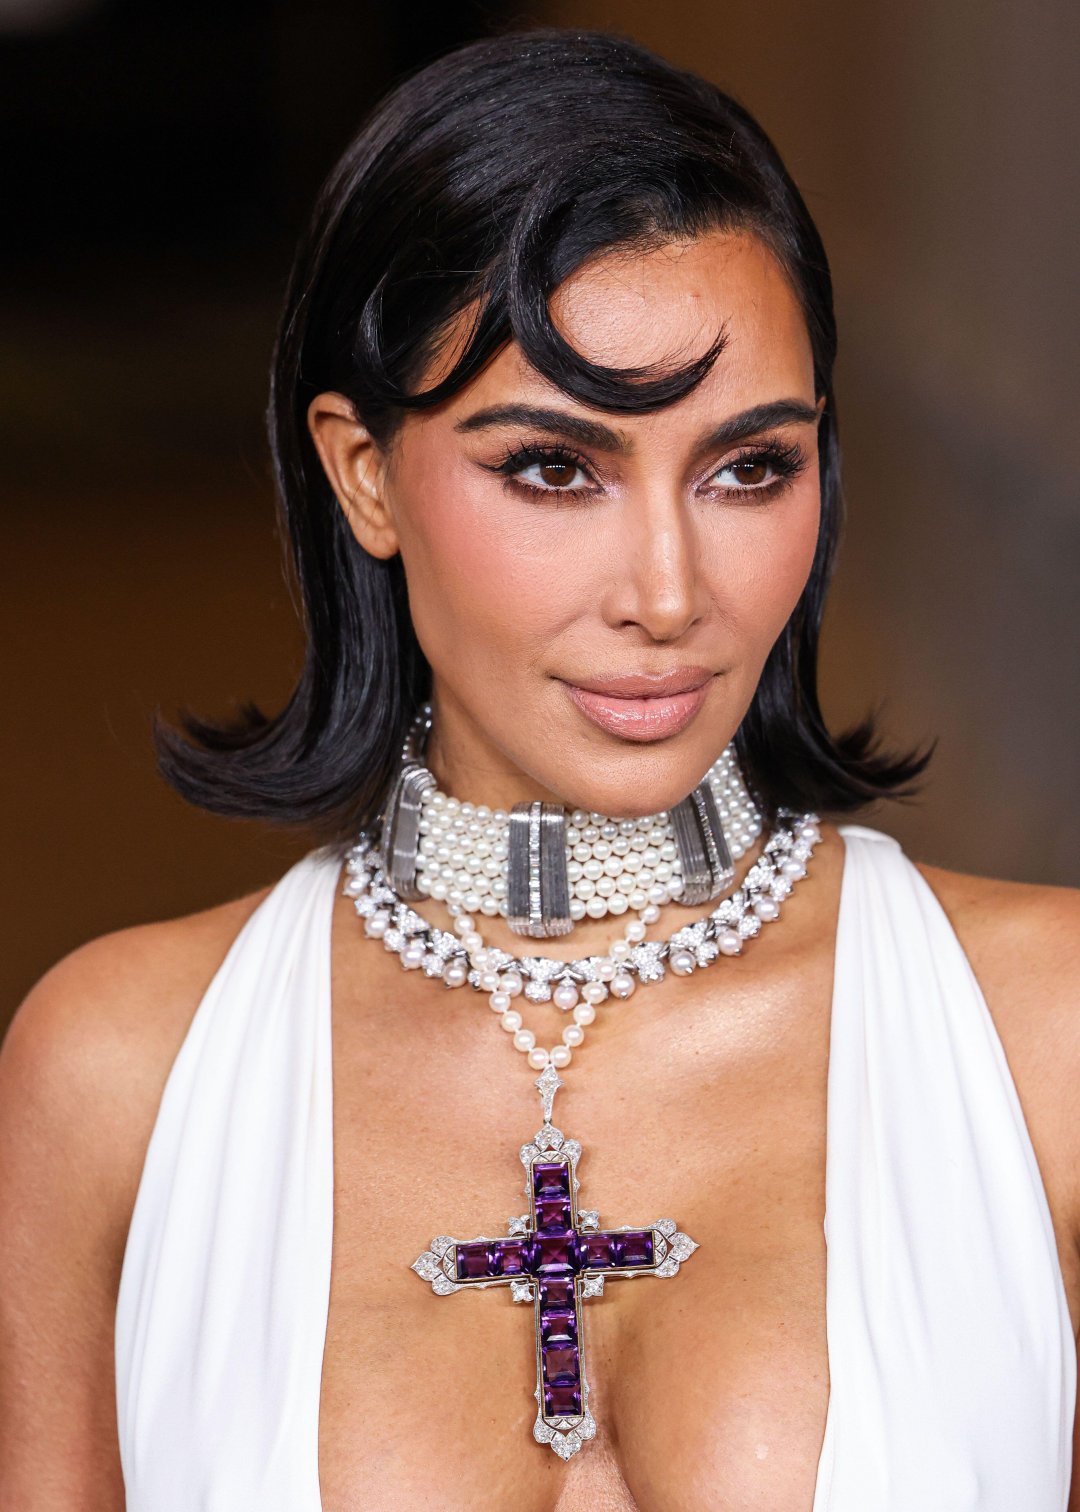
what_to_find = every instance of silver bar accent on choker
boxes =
[507,801,572,938]
[379,760,437,899]
[669,782,735,904]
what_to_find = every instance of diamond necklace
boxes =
[345,766,821,1458]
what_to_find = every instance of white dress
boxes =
[114,824,1077,1510]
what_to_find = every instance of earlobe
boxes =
[306,391,400,560]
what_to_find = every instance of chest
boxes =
[316,943,836,1512]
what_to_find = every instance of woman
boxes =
[1,27,1077,1512]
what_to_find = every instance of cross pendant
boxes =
[410,1067,700,1459]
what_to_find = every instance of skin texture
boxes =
[1,230,1079,1511]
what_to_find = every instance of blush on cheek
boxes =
[393,455,590,690]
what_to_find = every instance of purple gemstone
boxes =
[455,1242,491,1280]
[535,1196,573,1232]
[532,1162,571,1198]
[617,1230,655,1267]
[542,1343,579,1382]
[540,1307,577,1345]
[581,1233,616,1269]
[539,1277,575,1309]
[544,1380,582,1417]
[488,1240,528,1276]
[530,1233,585,1275]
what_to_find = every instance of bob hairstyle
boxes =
[155,27,931,842]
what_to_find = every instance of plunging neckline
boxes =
[312,832,849,1511]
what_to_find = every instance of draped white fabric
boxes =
[114,827,1075,1511]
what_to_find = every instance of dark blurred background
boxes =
[4,0,1078,1028]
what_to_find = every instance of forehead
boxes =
[425,230,815,423]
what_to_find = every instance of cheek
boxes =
[703,479,821,644]
[391,456,585,668]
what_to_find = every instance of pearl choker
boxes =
[382,703,765,936]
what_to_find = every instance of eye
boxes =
[516,456,591,492]
[487,443,598,499]
[707,441,806,497]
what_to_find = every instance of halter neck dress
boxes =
[113,824,1077,1510]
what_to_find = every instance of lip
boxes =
[560,668,715,742]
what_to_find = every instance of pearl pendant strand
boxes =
[343,809,821,1073]
[402,702,764,924]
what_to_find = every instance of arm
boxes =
[0,947,134,1510]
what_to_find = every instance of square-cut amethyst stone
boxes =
[488,1240,528,1276]
[532,1162,571,1198]
[540,1307,577,1345]
[535,1195,573,1232]
[539,1277,575,1309]
[455,1241,492,1280]
[530,1232,585,1275]
[542,1343,579,1382]
[544,1380,582,1417]
[618,1230,655,1267]
[581,1233,617,1269]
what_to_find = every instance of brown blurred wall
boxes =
[3,1,1078,1030]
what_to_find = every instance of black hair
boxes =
[154,27,932,840]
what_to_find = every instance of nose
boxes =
[599,487,706,642]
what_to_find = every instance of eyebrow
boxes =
[453,399,821,454]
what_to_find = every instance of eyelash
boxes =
[487,438,808,504]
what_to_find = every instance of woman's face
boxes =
[312,229,824,817]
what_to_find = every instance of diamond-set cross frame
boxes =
[411,1116,699,1459]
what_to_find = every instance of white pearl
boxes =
[781,858,806,880]
[607,893,629,915]
[443,961,468,987]
[479,970,501,993]
[553,982,579,1011]
[563,1024,585,1047]
[610,971,636,999]
[583,858,603,881]
[550,1045,572,1068]
[453,914,475,936]
[754,898,780,922]
[527,1047,550,1070]
[513,1028,536,1052]
[500,970,523,997]
[574,879,596,900]
[582,982,608,1005]
[610,940,631,961]
[670,948,696,975]
[641,903,660,924]
[573,1002,597,1025]
[718,930,742,956]
[489,991,511,1013]
[624,920,646,943]
[500,1009,523,1033]
[569,898,587,921]
[595,876,616,897]
[585,896,607,919]
[463,932,483,953]
[364,913,389,938]
[402,943,425,969]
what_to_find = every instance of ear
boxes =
[306,392,400,560]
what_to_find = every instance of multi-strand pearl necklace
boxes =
[404,703,763,925]
[343,809,821,1073]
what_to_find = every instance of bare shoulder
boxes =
[2,877,276,1174]
[911,852,1080,1263]
[0,876,275,1508]
[911,855,1080,1015]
